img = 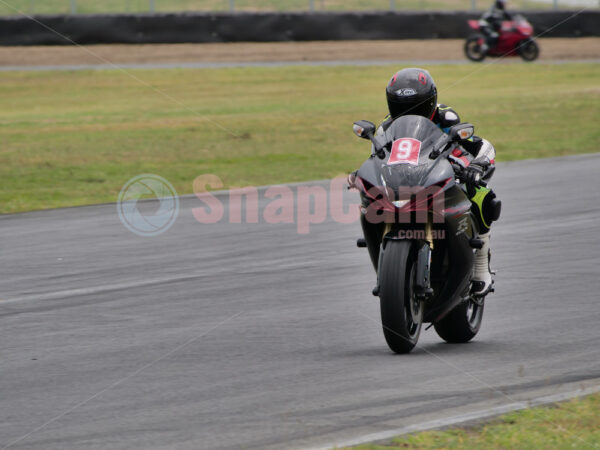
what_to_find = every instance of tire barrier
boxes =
[0,10,597,46]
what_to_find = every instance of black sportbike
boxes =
[352,115,497,354]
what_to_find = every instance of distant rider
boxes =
[349,68,499,296]
[480,0,513,53]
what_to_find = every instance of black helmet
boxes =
[495,0,506,9]
[386,68,438,120]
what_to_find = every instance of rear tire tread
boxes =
[434,299,484,343]
[464,34,487,62]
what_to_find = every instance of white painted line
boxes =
[1,273,207,304]
[309,384,600,450]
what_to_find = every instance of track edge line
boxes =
[309,383,600,450]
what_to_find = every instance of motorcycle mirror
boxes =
[353,120,376,139]
[429,133,450,159]
[449,123,475,141]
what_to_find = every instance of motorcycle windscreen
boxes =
[384,115,445,159]
[381,115,452,188]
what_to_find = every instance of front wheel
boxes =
[518,38,539,61]
[464,34,487,62]
[434,298,484,343]
[379,240,423,354]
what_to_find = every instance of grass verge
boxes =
[0,63,598,213]
[346,392,600,449]
[0,0,567,16]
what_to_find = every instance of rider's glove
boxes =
[347,171,357,190]
[464,164,484,185]
[463,161,487,185]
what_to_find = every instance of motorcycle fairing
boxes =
[357,115,457,192]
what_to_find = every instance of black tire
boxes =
[464,34,486,62]
[434,298,484,343]
[518,38,539,62]
[379,240,423,354]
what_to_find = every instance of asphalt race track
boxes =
[1,59,599,72]
[1,154,600,449]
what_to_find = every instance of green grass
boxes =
[0,63,598,213]
[346,392,600,449]
[0,0,575,15]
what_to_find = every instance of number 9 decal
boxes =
[387,138,422,166]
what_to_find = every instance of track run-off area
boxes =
[0,38,599,71]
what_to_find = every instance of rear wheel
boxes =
[518,38,539,61]
[434,298,484,343]
[464,34,486,62]
[379,240,422,354]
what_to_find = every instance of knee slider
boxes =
[485,195,502,223]
[471,188,501,232]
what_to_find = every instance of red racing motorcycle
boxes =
[464,14,539,62]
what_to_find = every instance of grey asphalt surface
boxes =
[1,153,600,449]
[0,59,599,72]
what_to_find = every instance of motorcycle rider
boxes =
[480,0,513,53]
[349,68,499,296]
